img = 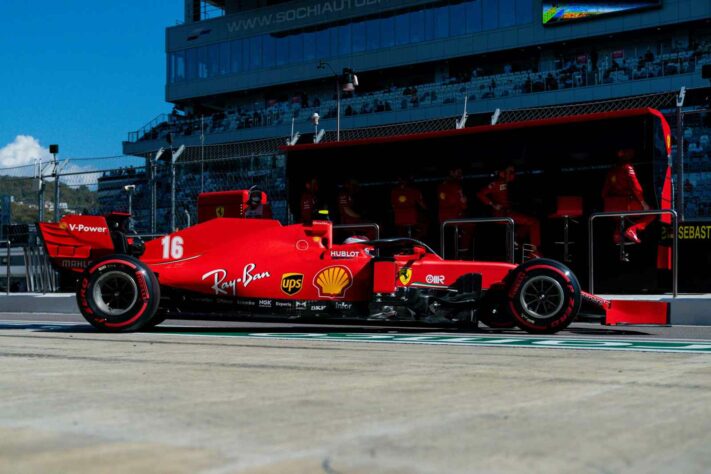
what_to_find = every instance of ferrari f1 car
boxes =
[38,198,669,333]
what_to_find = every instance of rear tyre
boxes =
[505,259,581,334]
[77,254,160,332]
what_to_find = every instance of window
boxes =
[450,3,467,36]
[303,31,316,61]
[338,24,351,55]
[380,16,395,48]
[276,36,288,65]
[175,51,185,82]
[250,36,262,69]
[197,46,208,79]
[208,44,219,77]
[316,29,330,59]
[434,6,449,39]
[366,18,380,51]
[466,1,483,33]
[288,34,303,63]
[219,42,230,75]
[410,10,425,43]
[395,12,410,45]
[515,0,533,24]
[230,39,242,73]
[241,39,251,71]
[263,34,275,68]
[499,0,516,27]
[483,0,499,30]
[352,21,366,53]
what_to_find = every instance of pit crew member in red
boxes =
[477,165,542,251]
[602,148,653,244]
[245,188,272,219]
[438,168,467,222]
[391,176,427,237]
[300,178,319,223]
[338,179,362,225]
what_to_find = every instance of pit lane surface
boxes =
[1,312,710,473]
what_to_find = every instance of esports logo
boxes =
[281,273,304,296]
[313,266,353,298]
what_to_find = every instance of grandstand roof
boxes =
[282,107,669,153]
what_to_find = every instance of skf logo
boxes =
[398,268,412,285]
[281,273,304,295]
[313,266,353,298]
[216,206,225,217]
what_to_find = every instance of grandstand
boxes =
[120,0,711,229]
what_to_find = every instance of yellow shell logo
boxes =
[313,266,353,298]
[398,268,412,285]
[398,195,407,203]
[216,206,225,217]
[59,222,68,230]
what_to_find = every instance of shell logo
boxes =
[439,192,446,200]
[313,265,353,298]
[398,195,407,203]
[59,222,68,230]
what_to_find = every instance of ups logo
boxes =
[281,273,304,295]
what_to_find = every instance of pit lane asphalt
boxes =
[0,312,710,473]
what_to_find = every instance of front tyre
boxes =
[77,255,160,332]
[505,259,581,334]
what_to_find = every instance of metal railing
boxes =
[588,209,678,297]
[333,223,381,241]
[441,218,515,263]
[1,240,9,295]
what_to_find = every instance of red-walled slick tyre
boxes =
[505,259,581,334]
[76,255,160,332]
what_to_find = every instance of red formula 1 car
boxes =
[38,202,669,333]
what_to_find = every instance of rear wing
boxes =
[38,215,116,273]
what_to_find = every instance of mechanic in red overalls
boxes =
[438,168,472,256]
[244,188,272,219]
[391,176,427,238]
[300,178,319,223]
[338,179,362,225]
[477,165,542,253]
[602,148,653,244]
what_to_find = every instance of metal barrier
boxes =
[1,240,9,295]
[22,245,58,293]
[333,223,381,241]
[588,209,678,297]
[441,218,515,263]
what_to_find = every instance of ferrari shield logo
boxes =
[216,206,225,217]
[281,273,304,295]
[398,268,412,285]
[313,266,353,298]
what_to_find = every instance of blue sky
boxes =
[0,1,182,167]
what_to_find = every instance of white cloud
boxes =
[0,135,51,169]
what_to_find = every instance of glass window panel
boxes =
[499,0,516,27]
[288,34,303,63]
[424,8,436,41]
[410,10,425,43]
[329,28,339,57]
[303,31,316,61]
[276,36,287,66]
[167,53,174,83]
[250,36,262,69]
[434,6,449,39]
[219,42,229,75]
[515,0,533,24]
[450,3,466,36]
[232,40,242,73]
[380,16,394,48]
[176,51,185,81]
[208,44,219,77]
[466,1,482,33]
[197,46,208,79]
[186,48,197,80]
[352,21,365,53]
[483,0,499,30]
[366,18,380,51]
[395,12,410,46]
[338,24,351,55]
[316,29,330,59]
[263,34,275,68]
[242,39,251,71]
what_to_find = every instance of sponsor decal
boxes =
[216,206,225,217]
[67,223,107,233]
[330,250,360,259]
[258,299,273,308]
[295,301,308,310]
[426,274,446,285]
[296,240,310,251]
[237,299,256,306]
[310,304,327,312]
[202,263,271,296]
[274,301,293,309]
[334,302,353,311]
[60,259,88,269]
[281,273,304,295]
[398,195,407,203]
[313,265,353,298]
[398,268,412,285]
